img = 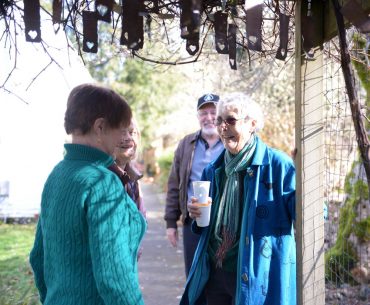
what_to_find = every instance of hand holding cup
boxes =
[188,197,212,219]
[190,181,212,227]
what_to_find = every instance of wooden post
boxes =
[295,1,325,305]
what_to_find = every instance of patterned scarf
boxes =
[214,134,256,267]
[108,163,142,211]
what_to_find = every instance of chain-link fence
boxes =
[323,38,370,305]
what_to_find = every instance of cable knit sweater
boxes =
[30,144,146,305]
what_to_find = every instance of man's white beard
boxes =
[201,126,218,137]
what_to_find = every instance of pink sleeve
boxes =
[137,182,146,219]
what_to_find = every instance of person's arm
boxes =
[137,181,147,219]
[86,177,144,305]
[29,220,47,303]
[283,163,296,222]
[164,141,184,246]
[166,227,179,247]
[190,166,212,235]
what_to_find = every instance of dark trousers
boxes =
[205,267,237,305]
[182,220,201,277]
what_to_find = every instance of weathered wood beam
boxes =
[324,0,370,42]
[296,1,326,305]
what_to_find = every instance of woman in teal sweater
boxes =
[30,83,147,305]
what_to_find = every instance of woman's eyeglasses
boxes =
[214,116,245,126]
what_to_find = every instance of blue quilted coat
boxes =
[180,137,297,305]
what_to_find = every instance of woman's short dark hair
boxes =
[64,83,132,135]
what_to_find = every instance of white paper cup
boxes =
[192,181,210,204]
[195,203,212,227]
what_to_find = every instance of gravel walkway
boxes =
[138,182,186,305]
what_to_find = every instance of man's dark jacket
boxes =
[164,131,200,229]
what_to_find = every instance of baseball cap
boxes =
[197,93,220,110]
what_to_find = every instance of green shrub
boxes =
[325,241,357,284]
[325,166,369,284]
[354,217,370,243]
[156,151,175,192]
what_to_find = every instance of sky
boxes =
[0,17,93,216]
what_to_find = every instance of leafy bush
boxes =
[156,151,175,192]
[325,241,357,284]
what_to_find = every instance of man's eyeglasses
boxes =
[214,116,245,126]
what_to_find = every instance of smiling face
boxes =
[197,103,218,136]
[216,105,256,155]
[114,120,139,165]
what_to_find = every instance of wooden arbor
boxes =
[295,1,370,305]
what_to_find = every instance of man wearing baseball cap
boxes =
[164,93,224,277]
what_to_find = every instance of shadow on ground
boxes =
[139,182,186,305]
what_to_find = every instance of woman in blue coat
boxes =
[180,92,296,305]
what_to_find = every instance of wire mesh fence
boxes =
[323,38,370,305]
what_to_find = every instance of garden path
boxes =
[139,182,186,305]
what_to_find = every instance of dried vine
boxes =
[0,0,296,92]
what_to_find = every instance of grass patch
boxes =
[0,223,40,305]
